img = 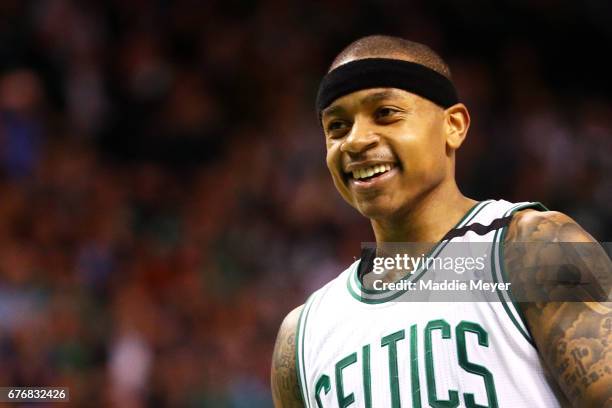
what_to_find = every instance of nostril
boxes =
[340,132,379,154]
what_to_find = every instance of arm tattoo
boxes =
[271,307,304,407]
[504,211,612,407]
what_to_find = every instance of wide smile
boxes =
[345,163,399,191]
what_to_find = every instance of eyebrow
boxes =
[321,105,346,119]
[321,89,406,119]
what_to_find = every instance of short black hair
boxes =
[330,35,451,79]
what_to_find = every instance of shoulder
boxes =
[277,305,304,334]
[506,209,595,243]
[272,304,304,376]
[502,209,612,406]
[503,209,605,295]
[271,305,305,408]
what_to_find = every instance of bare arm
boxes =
[271,305,305,408]
[504,210,612,407]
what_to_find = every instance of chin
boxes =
[355,199,400,220]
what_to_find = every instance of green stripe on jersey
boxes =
[491,201,548,347]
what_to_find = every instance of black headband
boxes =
[316,58,458,114]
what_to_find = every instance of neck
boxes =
[371,179,477,243]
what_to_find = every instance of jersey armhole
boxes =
[492,201,549,349]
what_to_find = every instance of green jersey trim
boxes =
[346,200,493,304]
[491,201,549,348]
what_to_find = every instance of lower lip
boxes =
[349,167,399,191]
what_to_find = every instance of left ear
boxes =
[443,103,470,150]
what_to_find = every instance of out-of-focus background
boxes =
[0,0,610,406]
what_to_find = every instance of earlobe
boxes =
[445,103,470,150]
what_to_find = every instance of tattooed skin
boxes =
[504,210,612,408]
[271,306,304,408]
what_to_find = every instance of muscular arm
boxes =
[271,305,305,408]
[504,210,612,407]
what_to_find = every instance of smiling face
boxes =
[322,87,454,220]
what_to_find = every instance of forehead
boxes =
[321,87,420,118]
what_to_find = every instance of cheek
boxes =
[325,145,344,185]
[326,144,355,204]
[325,145,338,175]
[396,122,446,170]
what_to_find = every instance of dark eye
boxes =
[327,120,348,133]
[375,107,399,119]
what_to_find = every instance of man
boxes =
[271,35,611,407]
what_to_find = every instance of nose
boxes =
[340,120,379,155]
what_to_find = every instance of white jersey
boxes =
[296,199,565,408]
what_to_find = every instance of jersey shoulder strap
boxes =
[488,199,549,345]
[445,199,548,241]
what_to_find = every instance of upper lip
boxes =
[344,160,396,173]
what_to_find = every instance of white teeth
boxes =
[351,164,394,180]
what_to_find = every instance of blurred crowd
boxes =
[0,0,610,407]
